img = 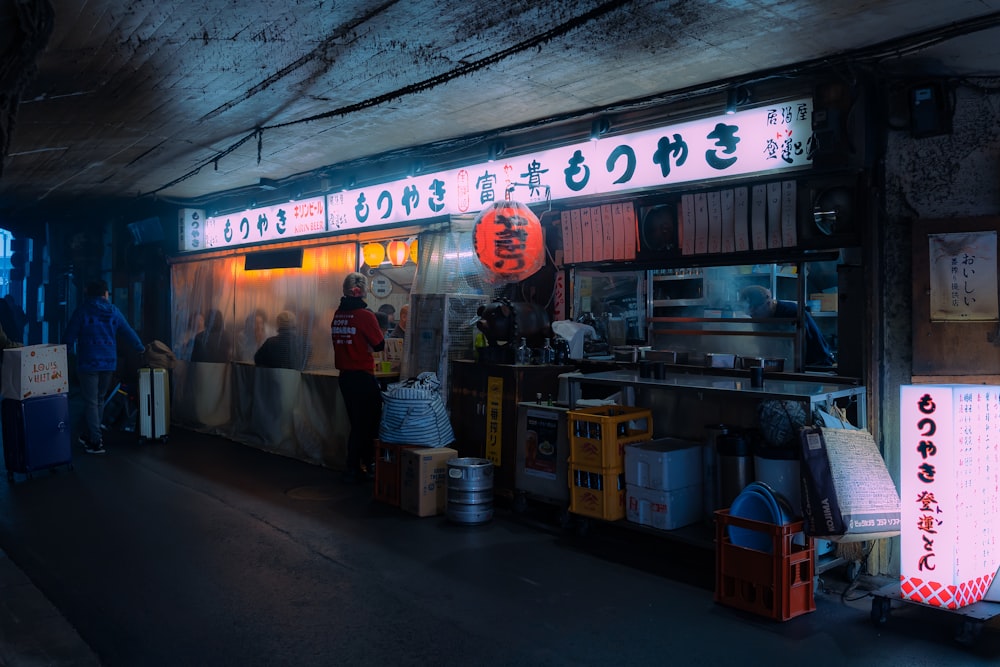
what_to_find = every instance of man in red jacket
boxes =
[332,272,385,482]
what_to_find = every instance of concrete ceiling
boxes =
[2,0,1000,227]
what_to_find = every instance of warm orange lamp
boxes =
[362,242,385,267]
[408,238,419,264]
[386,239,408,266]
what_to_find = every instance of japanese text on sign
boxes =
[179,100,813,252]
[900,384,1000,608]
[324,98,814,233]
[190,197,327,251]
[929,231,998,321]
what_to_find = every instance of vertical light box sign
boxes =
[900,385,1000,608]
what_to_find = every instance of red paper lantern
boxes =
[386,239,409,266]
[472,201,545,284]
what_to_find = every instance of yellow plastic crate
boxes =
[568,463,626,521]
[568,406,652,468]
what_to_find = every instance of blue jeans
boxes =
[78,370,114,443]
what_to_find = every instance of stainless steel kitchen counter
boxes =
[567,369,867,428]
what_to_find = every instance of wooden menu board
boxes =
[912,216,1000,376]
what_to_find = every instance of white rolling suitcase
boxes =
[138,368,170,442]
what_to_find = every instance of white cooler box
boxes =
[624,437,703,530]
[626,483,702,530]
[624,437,702,490]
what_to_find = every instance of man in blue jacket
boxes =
[739,285,836,368]
[64,279,145,454]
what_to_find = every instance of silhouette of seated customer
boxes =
[254,310,308,370]
[191,309,232,362]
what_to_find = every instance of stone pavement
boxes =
[0,549,100,666]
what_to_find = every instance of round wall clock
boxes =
[370,274,392,297]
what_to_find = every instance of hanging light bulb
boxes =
[362,242,385,267]
[386,239,409,266]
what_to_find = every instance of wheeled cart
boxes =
[2,393,73,481]
[870,583,1000,645]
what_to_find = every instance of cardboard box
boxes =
[626,483,702,530]
[808,292,838,312]
[2,344,69,399]
[400,447,457,517]
[624,438,702,491]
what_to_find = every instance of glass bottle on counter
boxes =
[473,331,487,361]
[540,337,554,364]
[515,337,530,365]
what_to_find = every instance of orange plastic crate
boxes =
[568,406,652,468]
[568,463,626,521]
[714,509,816,621]
[374,442,418,506]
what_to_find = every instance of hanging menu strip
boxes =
[781,180,797,247]
[580,206,593,262]
[767,181,783,249]
[556,179,797,262]
[560,210,574,264]
[590,206,607,262]
[681,194,695,255]
[694,192,709,254]
[707,190,722,254]
[601,204,615,262]
[721,189,735,254]
[733,186,749,252]
[611,202,626,260]
[623,202,637,260]
[571,208,584,263]
[751,184,767,250]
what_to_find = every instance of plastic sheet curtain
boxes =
[171,256,238,364]
[401,218,494,384]
[170,244,356,371]
[169,243,357,450]
[410,216,493,296]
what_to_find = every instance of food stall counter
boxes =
[567,369,866,428]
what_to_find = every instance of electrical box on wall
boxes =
[909,82,951,138]
[811,78,873,170]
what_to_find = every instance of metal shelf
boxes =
[651,298,707,307]
[652,274,704,282]
[566,369,867,429]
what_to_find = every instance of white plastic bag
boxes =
[379,372,455,447]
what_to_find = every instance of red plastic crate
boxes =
[714,509,815,621]
[374,442,418,506]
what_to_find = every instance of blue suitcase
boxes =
[2,394,73,481]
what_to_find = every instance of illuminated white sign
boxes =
[185,197,327,251]
[178,208,205,251]
[326,98,813,233]
[177,99,813,253]
[899,385,1000,608]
